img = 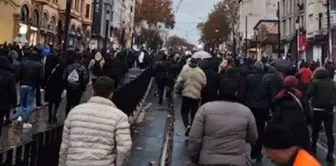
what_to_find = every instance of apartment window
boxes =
[289,17,292,34]
[85,4,90,18]
[332,0,336,10]
[80,0,84,13]
[75,0,79,11]
[130,6,133,13]
[283,20,286,36]
[318,13,323,30]
[299,15,304,27]
[282,0,285,16]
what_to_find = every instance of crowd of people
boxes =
[149,49,336,165]
[0,43,138,132]
[2,41,336,166]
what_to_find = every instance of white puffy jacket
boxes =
[59,96,132,166]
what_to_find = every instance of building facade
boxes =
[90,0,135,50]
[279,0,305,61]
[0,0,93,48]
[238,0,279,55]
[305,0,336,62]
[59,0,93,49]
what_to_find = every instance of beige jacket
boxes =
[59,97,132,166]
[188,100,258,165]
[174,65,206,100]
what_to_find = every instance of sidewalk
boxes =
[126,92,169,166]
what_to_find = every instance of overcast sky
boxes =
[170,0,222,45]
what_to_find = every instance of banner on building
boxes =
[92,0,102,36]
[298,32,307,52]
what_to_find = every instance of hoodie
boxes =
[307,67,336,109]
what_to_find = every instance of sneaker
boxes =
[17,116,23,124]
[185,125,191,137]
[23,123,32,129]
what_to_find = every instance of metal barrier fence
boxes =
[0,67,154,166]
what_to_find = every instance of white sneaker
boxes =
[17,116,23,124]
[23,123,32,129]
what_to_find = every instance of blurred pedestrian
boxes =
[272,76,312,152]
[88,51,105,85]
[263,124,321,166]
[188,76,257,166]
[18,51,43,128]
[307,67,336,163]
[174,58,206,136]
[59,76,132,166]
[0,56,17,132]
[45,54,65,123]
[63,52,89,116]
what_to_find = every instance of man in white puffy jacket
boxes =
[59,76,132,166]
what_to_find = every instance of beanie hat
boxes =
[283,76,298,89]
[263,124,296,149]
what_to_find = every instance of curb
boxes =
[159,98,175,166]
[129,77,154,125]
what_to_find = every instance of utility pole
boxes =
[63,0,73,51]
[277,1,281,58]
[326,0,332,61]
[245,15,248,57]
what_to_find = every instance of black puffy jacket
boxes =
[0,56,17,114]
[20,58,43,87]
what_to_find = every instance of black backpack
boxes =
[91,59,102,76]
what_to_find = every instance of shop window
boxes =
[20,5,29,24]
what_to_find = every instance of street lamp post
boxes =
[104,10,110,53]
[245,15,248,57]
[277,1,281,58]
[295,20,300,68]
[326,0,332,61]
[63,0,73,51]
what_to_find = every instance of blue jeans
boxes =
[18,86,35,123]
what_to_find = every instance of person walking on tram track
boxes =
[59,76,132,166]
[63,51,89,116]
[0,56,17,136]
[307,67,336,163]
[243,60,269,161]
[175,58,206,136]
[263,123,321,166]
[188,76,257,166]
[271,76,312,152]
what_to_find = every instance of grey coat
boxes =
[188,99,258,166]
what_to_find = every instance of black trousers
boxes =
[65,89,83,116]
[250,108,269,158]
[48,102,60,121]
[181,96,199,128]
[312,111,335,153]
[0,115,3,136]
[156,79,166,104]
[35,85,42,106]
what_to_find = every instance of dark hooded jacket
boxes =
[307,67,336,109]
[200,58,220,104]
[262,66,284,102]
[244,61,269,109]
[20,52,43,87]
[45,57,66,103]
[0,56,17,114]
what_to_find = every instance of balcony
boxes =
[34,0,51,4]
